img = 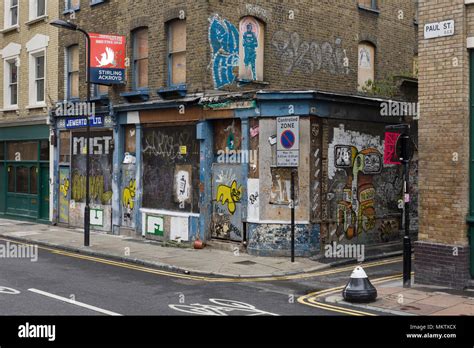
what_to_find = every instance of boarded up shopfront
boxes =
[68,130,114,231]
[141,124,200,241]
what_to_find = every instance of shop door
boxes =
[39,164,50,220]
[6,164,39,218]
[211,163,244,241]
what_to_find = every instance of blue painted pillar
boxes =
[134,123,143,235]
[52,126,61,224]
[240,117,249,223]
[197,120,213,242]
[112,123,123,235]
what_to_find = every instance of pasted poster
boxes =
[121,162,137,228]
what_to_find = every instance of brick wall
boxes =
[57,0,417,103]
[416,0,471,288]
[0,0,59,123]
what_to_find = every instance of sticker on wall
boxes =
[90,209,104,227]
[247,178,260,222]
[146,215,164,236]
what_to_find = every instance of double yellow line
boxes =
[0,237,402,283]
[298,273,411,316]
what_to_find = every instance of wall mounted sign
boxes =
[277,116,299,167]
[65,116,104,129]
[89,33,126,85]
[424,20,454,39]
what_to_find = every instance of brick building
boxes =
[0,0,59,222]
[416,0,473,289]
[50,0,418,257]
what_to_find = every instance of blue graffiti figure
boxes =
[242,23,258,80]
[209,15,239,89]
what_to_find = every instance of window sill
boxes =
[357,5,380,14]
[0,25,20,34]
[63,7,80,15]
[26,104,47,110]
[120,89,150,102]
[90,94,109,102]
[25,15,48,26]
[157,84,187,98]
[0,107,19,112]
[90,0,107,7]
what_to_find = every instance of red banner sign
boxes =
[89,33,126,85]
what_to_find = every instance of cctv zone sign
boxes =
[89,33,126,85]
[277,116,300,167]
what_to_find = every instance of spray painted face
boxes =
[246,23,253,32]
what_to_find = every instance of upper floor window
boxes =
[66,45,79,99]
[4,0,19,27]
[358,0,377,10]
[7,59,18,106]
[93,84,108,98]
[65,0,80,11]
[167,19,186,86]
[29,0,45,20]
[357,42,375,91]
[132,27,148,90]
[238,16,264,82]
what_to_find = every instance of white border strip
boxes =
[140,208,200,218]
[28,288,122,316]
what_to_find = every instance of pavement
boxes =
[320,278,474,316]
[0,218,332,278]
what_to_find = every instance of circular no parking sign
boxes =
[280,130,295,149]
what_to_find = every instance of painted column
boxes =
[111,122,123,235]
[240,116,249,223]
[52,125,61,224]
[134,123,143,235]
[197,120,213,242]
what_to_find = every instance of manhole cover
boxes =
[234,260,257,265]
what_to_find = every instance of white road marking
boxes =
[10,231,40,237]
[27,288,122,316]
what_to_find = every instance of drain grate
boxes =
[234,260,257,265]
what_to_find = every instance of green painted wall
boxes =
[0,125,49,141]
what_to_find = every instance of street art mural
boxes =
[71,172,113,204]
[333,145,381,240]
[174,165,192,209]
[209,14,239,89]
[270,168,298,205]
[327,125,403,245]
[271,30,349,76]
[121,162,136,228]
[310,121,322,222]
[211,164,243,241]
[59,167,70,224]
[239,17,260,81]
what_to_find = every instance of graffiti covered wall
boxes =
[69,131,113,231]
[211,163,243,241]
[208,14,239,89]
[59,166,70,224]
[142,125,200,213]
[121,162,136,228]
[326,123,403,245]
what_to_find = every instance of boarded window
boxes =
[60,131,71,163]
[133,28,149,89]
[0,142,4,160]
[239,16,264,81]
[7,141,38,161]
[357,42,375,91]
[124,125,136,154]
[142,125,199,212]
[359,0,377,9]
[168,19,186,85]
[68,45,79,99]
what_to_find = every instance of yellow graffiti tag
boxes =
[60,178,70,198]
[122,179,136,210]
[72,172,112,205]
[216,180,242,215]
